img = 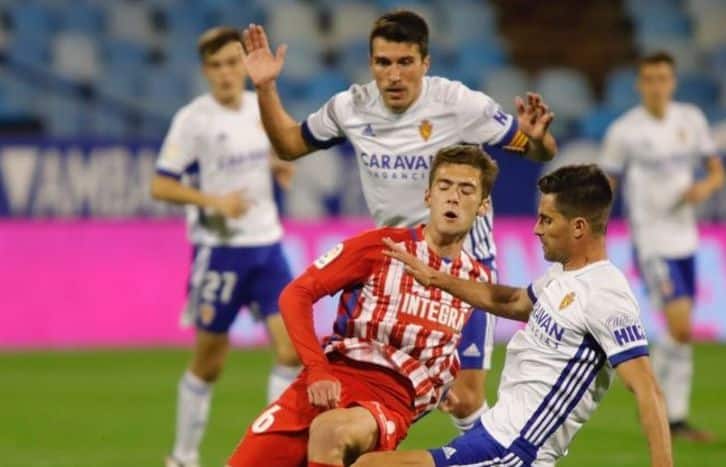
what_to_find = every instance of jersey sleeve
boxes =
[600,122,627,176]
[301,92,347,150]
[458,87,529,159]
[691,107,718,158]
[583,288,649,367]
[156,108,201,179]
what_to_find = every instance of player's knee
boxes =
[669,326,691,344]
[309,410,357,454]
[274,343,300,367]
[190,356,225,382]
[351,452,381,467]
[449,385,485,418]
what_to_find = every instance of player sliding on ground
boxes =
[240,10,557,434]
[354,165,672,467]
[227,145,499,467]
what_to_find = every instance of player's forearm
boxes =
[705,155,725,191]
[524,132,557,162]
[430,272,530,321]
[150,175,216,209]
[634,383,672,467]
[278,277,329,371]
[256,83,311,160]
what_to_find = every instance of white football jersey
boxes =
[156,92,282,247]
[600,102,717,258]
[303,76,529,263]
[481,261,649,465]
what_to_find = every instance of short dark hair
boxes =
[429,145,499,199]
[537,164,613,235]
[198,27,242,61]
[369,10,429,58]
[638,51,676,73]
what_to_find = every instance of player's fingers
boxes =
[258,24,271,50]
[382,237,405,251]
[514,96,525,114]
[275,44,288,63]
[249,24,262,50]
[242,28,254,54]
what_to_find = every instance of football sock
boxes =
[652,333,692,422]
[172,370,212,463]
[451,401,488,433]
[267,364,301,403]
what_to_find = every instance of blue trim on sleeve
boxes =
[155,168,182,180]
[527,284,537,303]
[301,120,346,149]
[609,345,649,367]
[494,116,519,147]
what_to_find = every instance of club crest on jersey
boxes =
[314,243,344,269]
[362,123,375,137]
[559,291,575,310]
[200,303,215,325]
[419,120,433,141]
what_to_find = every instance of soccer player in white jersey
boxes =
[150,27,300,467]
[601,52,724,441]
[356,165,672,467]
[240,10,557,432]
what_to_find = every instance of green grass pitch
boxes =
[2,344,725,466]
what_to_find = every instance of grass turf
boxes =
[1,344,725,466]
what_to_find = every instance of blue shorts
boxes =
[187,243,293,333]
[635,251,696,307]
[457,261,497,370]
[430,422,528,467]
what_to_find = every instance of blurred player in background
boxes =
[228,145,498,467]
[601,52,724,442]
[240,10,557,433]
[356,165,672,467]
[151,27,299,467]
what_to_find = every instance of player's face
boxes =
[202,41,246,104]
[534,194,573,263]
[370,38,430,113]
[637,63,676,113]
[425,163,487,238]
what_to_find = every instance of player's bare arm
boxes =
[382,237,532,321]
[150,174,251,218]
[269,153,295,190]
[615,356,673,467]
[682,155,725,204]
[515,92,558,162]
[241,24,314,160]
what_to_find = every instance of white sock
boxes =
[172,370,212,463]
[451,401,488,433]
[652,333,692,422]
[267,364,301,403]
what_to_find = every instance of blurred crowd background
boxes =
[0,0,724,219]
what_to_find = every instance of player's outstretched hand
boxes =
[382,237,437,287]
[307,378,342,410]
[212,190,253,219]
[515,92,555,142]
[241,24,287,89]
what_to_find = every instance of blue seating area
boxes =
[0,0,722,139]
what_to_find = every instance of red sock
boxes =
[308,462,342,467]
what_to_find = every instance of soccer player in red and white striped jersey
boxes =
[227,144,499,467]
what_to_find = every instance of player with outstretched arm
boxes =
[240,10,557,433]
[354,165,672,467]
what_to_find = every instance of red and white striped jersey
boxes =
[280,225,492,418]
